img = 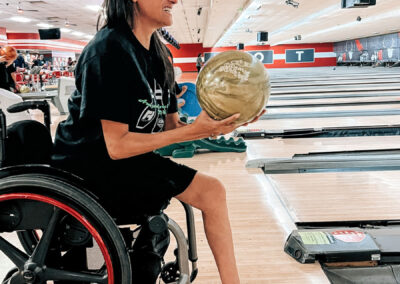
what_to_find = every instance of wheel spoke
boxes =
[44,267,108,283]
[30,207,61,265]
[0,235,28,269]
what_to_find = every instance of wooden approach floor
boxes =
[1,66,400,283]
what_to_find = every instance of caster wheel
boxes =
[160,261,180,283]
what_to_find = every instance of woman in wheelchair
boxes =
[49,0,245,283]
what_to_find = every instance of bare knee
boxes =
[176,173,227,212]
[194,176,227,212]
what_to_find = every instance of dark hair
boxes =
[97,0,174,90]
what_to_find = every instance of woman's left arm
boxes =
[165,112,186,130]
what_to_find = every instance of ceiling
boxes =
[0,0,399,47]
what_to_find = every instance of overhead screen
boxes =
[38,28,61,40]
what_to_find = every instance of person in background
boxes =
[59,59,66,70]
[41,59,51,71]
[25,52,31,67]
[32,54,45,67]
[176,83,187,108]
[196,53,203,73]
[67,57,73,67]
[0,47,18,92]
[14,52,27,69]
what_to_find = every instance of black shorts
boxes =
[54,152,197,222]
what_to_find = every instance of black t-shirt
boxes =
[33,59,45,67]
[0,63,16,91]
[14,55,26,68]
[52,24,178,167]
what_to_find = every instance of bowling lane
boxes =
[271,78,400,88]
[270,90,400,100]
[246,136,400,159]
[246,138,400,223]
[265,103,400,114]
[267,66,400,79]
[271,83,400,95]
[270,75,400,83]
[265,171,400,222]
[268,96,400,106]
[251,115,400,130]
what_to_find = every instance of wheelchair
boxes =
[0,100,198,284]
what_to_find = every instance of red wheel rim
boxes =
[0,193,114,284]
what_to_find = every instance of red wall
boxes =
[168,43,336,72]
[5,32,86,52]
[3,29,335,70]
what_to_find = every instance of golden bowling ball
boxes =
[196,50,270,124]
[0,46,17,62]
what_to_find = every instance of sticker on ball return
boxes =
[196,50,270,125]
[331,230,366,243]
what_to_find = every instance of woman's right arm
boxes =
[101,111,240,160]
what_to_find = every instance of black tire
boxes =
[0,173,132,284]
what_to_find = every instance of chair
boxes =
[14,73,27,86]
[0,102,198,284]
[52,70,62,79]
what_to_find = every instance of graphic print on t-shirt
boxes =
[136,79,169,132]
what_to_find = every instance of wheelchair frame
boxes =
[0,104,198,284]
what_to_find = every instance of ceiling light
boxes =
[71,31,84,36]
[37,23,53,28]
[60,28,72,33]
[86,5,102,12]
[10,16,32,23]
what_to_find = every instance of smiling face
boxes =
[134,0,177,29]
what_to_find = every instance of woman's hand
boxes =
[191,111,241,138]
[240,109,266,127]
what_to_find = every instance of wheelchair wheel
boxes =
[17,229,38,255]
[0,173,132,284]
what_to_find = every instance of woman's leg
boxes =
[175,172,240,284]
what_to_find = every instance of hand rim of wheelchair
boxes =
[0,171,132,284]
